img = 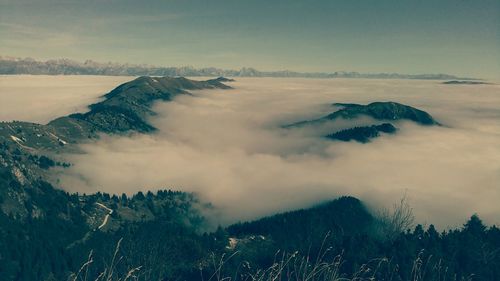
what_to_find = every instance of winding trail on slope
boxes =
[95,202,113,230]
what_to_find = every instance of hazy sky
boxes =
[1,0,499,78]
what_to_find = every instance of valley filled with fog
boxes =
[1,75,499,228]
[0,75,132,124]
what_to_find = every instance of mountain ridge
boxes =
[0,76,231,222]
[285,101,439,143]
[0,55,475,80]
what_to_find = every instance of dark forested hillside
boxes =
[325,123,397,142]
[0,179,214,281]
[223,198,500,281]
[2,188,499,281]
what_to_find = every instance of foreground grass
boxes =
[70,236,474,281]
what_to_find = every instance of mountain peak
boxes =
[328,101,439,125]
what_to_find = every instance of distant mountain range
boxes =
[0,56,474,80]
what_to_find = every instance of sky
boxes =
[1,0,499,79]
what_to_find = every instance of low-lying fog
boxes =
[0,75,132,124]
[3,76,500,228]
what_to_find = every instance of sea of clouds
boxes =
[1,76,499,228]
[0,75,132,124]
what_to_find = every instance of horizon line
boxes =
[0,54,479,80]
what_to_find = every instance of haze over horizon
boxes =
[1,0,499,79]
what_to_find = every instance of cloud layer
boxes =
[49,78,500,229]
[0,75,132,124]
